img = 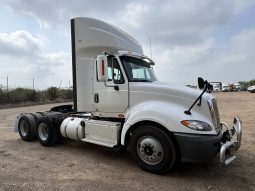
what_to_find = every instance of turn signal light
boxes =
[181,120,190,126]
[181,120,212,131]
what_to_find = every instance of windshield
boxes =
[120,56,157,82]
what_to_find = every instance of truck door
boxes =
[93,57,129,115]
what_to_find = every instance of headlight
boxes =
[181,120,212,131]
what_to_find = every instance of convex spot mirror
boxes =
[97,55,108,82]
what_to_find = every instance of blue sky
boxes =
[0,0,255,89]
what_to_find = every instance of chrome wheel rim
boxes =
[38,123,48,141]
[20,120,29,137]
[137,136,163,165]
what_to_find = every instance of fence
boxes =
[0,76,73,104]
[0,76,72,90]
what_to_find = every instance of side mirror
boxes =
[198,77,205,89]
[97,55,108,82]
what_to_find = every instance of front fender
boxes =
[121,100,215,145]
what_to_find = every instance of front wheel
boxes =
[130,125,176,174]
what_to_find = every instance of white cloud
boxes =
[3,0,255,49]
[0,30,71,89]
[111,0,255,47]
[154,28,255,84]
[153,39,216,84]
[118,2,149,28]
[214,29,255,77]
[0,31,44,56]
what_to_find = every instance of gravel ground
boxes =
[0,92,254,191]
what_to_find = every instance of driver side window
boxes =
[107,58,124,84]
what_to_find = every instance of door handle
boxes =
[94,93,99,103]
[114,85,119,91]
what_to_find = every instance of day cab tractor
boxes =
[14,17,242,174]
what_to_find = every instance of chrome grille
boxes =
[212,99,221,132]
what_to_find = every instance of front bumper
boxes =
[174,116,242,164]
[219,116,242,165]
[174,132,222,163]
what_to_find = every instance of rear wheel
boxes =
[36,117,58,146]
[130,125,176,174]
[18,115,36,141]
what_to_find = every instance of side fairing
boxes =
[76,58,95,112]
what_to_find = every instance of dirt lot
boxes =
[0,92,254,191]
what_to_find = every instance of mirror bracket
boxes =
[184,77,211,115]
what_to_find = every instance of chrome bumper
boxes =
[220,116,242,165]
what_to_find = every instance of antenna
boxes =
[149,37,152,59]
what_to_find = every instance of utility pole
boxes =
[69,80,71,89]
[7,76,9,99]
[58,80,62,89]
[33,77,35,92]
[7,76,9,92]
[32,77,36,101]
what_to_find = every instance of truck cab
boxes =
[222,83,230,92]
[15,17,242,174]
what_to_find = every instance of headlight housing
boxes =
[181,120,212,131]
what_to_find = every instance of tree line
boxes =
[0,87,73,104]
[239,79,255,91]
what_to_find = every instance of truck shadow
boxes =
[58,139,233,178]
[10,138,245,184]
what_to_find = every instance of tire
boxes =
[36,117,58,146]
[30,112,43,122]
[18,114,36,141]
[130,125,176,174]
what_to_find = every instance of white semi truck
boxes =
[14,17,242,174]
